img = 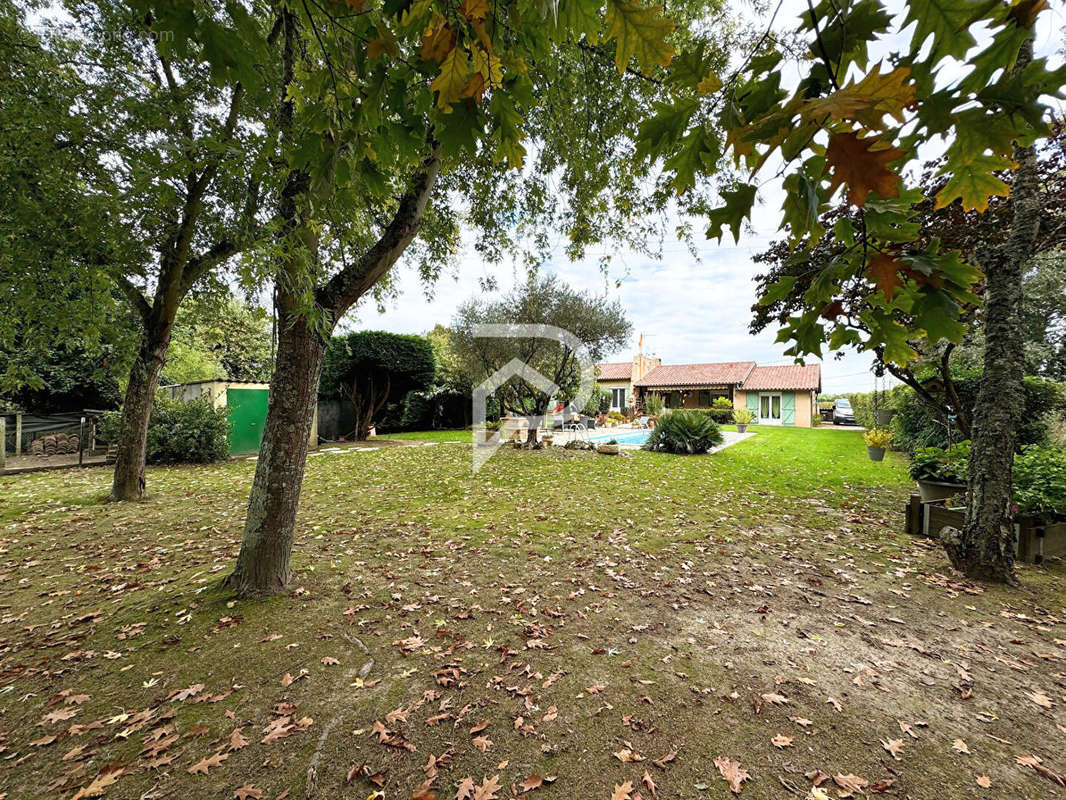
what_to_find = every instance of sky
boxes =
[342,0,1066,396]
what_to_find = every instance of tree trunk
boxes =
[225,310,327,596]
[110,327,170,500]
[940,40,1040,582]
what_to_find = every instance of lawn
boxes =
[2,427,1066,799]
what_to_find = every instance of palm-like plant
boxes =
[643,410,723,454]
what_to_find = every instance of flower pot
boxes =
[866,445,885,462]
[736,423,748,433]
[916,479,966,502]
[597,444,620,455]
[874,409,895,426]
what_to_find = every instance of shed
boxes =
[164,380,318,456]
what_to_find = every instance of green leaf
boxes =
[935,152,1012,212]
[705,184,756,244]
[913,289,966,343]
[634,100,697,162]
[604,0,675,74]
[780,170,823,240]
[904,0,980,62]
[664,125,719,193]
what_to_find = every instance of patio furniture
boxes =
[636,416,650,429]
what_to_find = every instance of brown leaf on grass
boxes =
[473,774,502,800]
[642,769,658,798]
[771,734,793,748]
[29,734,57,747]
[611,780,634,800]
[586,684,607,694]
[228,728,249,751]
[371,720,392,743]
[169,683,204,702]
[472,735,493,753]
[387,707,410,725]
[542,705,558,722]
[1016,754,1066,787]
[1028,691,1055,709]
[952,738,970,754]
[469,720,488,734]
[760,692,788,706]
[187,751,228,775]
[410,783,437,800]
[321,656,340,666]
[714,757,751,794]
[456,777,476,800]
[899,720,918,739]
[805,770,830,787]
[39,706,78,725]
[833,773,869,798]
[881,738,904,760]
[613,747,644,763]
[652,750,677,769]
[976,775,992,788]
[186,724,210,737]
[71,767,123,800]
[519,773,543,793]
[234,786,263,800]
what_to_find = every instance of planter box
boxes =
[597,444,620,455]
[916,479,966,502]
[736,423,748,434]
[904,494,1066,564]
[874,409,896,426]
[867,446,885,462]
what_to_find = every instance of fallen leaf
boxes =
[771,734,793,748]
[953,738,970,755]
[519,773,543,793]
[833,773,869,798]
[611,781,634,800]
[234,786,263,800]
[976,775,991,788]
[881,738,904,760]
[714,756,751,794]
[187,751,228,775]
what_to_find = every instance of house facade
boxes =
[595,357,821,427]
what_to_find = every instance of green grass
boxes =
[1,428,1065,800]
[376,428,473,443]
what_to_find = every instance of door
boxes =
[759,393,782,425]
[610,387,627,411]
[227,388,270,455]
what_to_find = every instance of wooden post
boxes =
[14,412,21,456]
[78,416,85,466]
[0,418,5,469]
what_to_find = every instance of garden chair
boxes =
[636,416,650,429]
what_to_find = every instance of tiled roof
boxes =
[634,361,756,388]
[596,362,632,381]
[741,364,821,391]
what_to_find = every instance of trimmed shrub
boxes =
[643,409,723,454]
[644,393,665,416]
[702,407,735,424]
[1013,445,1066,523]
[99,396,230,464]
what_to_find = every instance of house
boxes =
[595,356,821,427]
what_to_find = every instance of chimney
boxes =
[632,353,661,382]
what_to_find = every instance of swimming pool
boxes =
[588,429,651,446]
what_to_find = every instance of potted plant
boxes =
[909,441,970,501]
[733,407,755,433]
[863,428,892,461]
[597,438,621,455]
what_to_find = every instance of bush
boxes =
[908,441,970,483]
[643,410,723,454]
[1012,445,1066,523]
[891,375,1065,455]
[584,386,611,416]
[99,396,230,465]
[702,407,735,424]
[711,396,733,409]
[644,393,664,416]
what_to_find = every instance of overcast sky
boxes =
[343,0,1065,395]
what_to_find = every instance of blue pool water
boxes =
[588,429,651,445]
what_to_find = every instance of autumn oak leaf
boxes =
[825,132,904,208]
[714,756,751,794]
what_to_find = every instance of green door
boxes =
[227,388,269,455]
[781,392,795,426]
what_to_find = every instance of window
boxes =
[698,390,711,407]
[611,388,627,409]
